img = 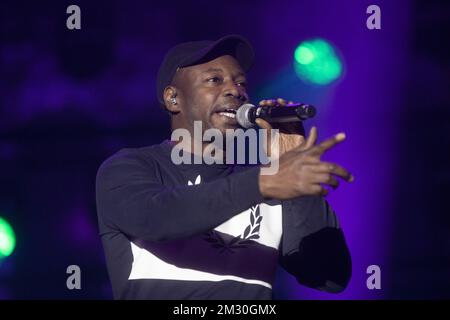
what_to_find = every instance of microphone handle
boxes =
[253,104,316,123]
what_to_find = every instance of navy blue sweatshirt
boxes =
[95,140,351,299]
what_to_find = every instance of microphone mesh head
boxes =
[236,103,255,129]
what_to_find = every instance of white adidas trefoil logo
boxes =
[188,175,201,186]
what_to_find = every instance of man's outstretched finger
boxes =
[295,126,317,151]
[309,132,346,156]
[304,126,317,149]
[314,173,340,189]
[311,162,354,182]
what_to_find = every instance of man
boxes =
[96,35,353,300]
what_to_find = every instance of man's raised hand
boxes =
[259,126,354,200]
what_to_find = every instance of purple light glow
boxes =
[255,0,411,299]
[64,205,98,250]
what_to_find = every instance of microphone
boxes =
[236,103,316,129]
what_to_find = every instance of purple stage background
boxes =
[1,0,449,299]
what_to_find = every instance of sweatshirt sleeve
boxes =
[279,196,352,293]
[95,150,264,242]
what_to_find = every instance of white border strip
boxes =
[128,242,272,289]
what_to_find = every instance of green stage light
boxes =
[0,217,16,258]
[294,38,343,85]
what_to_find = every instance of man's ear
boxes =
[163,86,181,114]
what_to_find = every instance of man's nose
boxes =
[223,82,246,101]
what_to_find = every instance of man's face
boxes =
[172,55,249,134]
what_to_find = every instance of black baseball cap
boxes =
[156,34,255,105]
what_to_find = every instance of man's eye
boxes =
[237,82,247,87]
[207,77,221,83]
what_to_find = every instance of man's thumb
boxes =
[255,118,272,130]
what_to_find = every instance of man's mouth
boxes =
[213,103,241,122]
[216,108,237,119]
